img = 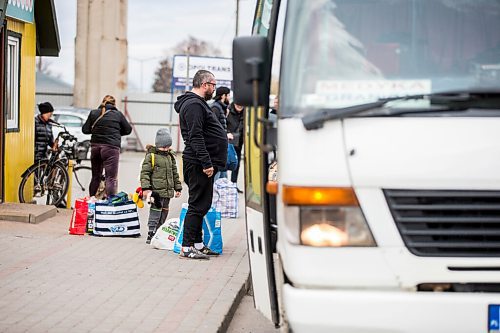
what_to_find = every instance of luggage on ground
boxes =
[212,178,238,218]
[86,198,97,234]
[93,192,141,237]
[173,203,223,254]
[151,218,179,250]
[69,198,88,235]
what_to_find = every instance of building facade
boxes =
[0,0,60,202]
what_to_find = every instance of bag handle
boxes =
[91,108,117,131]
[91,111,107,131]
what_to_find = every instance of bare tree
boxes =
[36,57,61,78]
[152,36,222,92]
[152,59,172,93]
[172,36,222,57]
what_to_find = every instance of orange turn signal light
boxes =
[282,186,358,206]
[266,181,278,195]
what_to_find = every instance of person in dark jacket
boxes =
[141,129,182,244]
[174,70,227,260]
[210,86,230,130]
[211,86,231,180]
[226,103,245,192]
[82,95,132,197]
[34,102,55,162]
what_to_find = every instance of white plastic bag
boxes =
[151,218,180,251]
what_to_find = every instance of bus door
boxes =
[232,0,283,326]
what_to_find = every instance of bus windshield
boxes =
[280,0,500,116]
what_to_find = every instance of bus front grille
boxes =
[384,189,500,257]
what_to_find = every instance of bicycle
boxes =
[18,123,94,207]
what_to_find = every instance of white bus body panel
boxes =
[283,283,499,333]
[246,207,273,319]
[277,117,500,331]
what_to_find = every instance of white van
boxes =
[232,0,500,332]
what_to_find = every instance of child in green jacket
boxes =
[141,129,182,244]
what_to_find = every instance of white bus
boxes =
[232,0,500,332]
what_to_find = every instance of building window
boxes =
[6,32,21,131]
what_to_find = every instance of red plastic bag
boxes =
[69,198,88,235]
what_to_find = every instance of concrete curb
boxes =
[0,203,57,223]
[217,273,251,333]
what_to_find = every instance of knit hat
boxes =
[155,128,172,148]
[38,102,54,114]
[215,86,230,98]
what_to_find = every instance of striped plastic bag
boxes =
[93,196,141,237]
[212,178,238,218]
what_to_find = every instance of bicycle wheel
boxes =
[19,161,69,206]
[70,165,92,206]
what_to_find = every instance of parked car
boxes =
[52,107,91,143]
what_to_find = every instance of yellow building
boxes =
[0,0,60,202]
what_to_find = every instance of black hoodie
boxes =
[175,92,228,169]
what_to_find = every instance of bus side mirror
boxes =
[232,36,271,107]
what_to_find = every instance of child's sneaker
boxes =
[146,232,154,244]
[179,246,210,260]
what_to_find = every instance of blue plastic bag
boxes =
[173,204,223,254]
[226,143,238,171]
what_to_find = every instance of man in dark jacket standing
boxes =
[174,70,228,260]
[34,102,55,162]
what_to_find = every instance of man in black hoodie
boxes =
[174,70,228,260]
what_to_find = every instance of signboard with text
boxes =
[172,55,232,90]
[6,0,34,23]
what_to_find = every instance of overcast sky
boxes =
[50,0,257,92]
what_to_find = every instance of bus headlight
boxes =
[300,206,376,247]
[282,186,376,247]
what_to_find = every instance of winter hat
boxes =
[38,102,54,114]
[215,86,230,98]
[155,128,172,148]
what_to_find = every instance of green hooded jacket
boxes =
[140,146,182,198]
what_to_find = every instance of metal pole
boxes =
[235,0,240,37]
[66,160,74,209]
[169,56,176,143]
[140,60,144,92]
[185,48,190,92]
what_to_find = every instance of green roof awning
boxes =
[35,0,60,57]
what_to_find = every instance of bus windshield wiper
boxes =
[302,89,500,130]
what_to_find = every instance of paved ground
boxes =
[227,295,278,333]
[0,152,250,333]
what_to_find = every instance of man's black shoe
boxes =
[200,246,220,256]
[179,246,210,260]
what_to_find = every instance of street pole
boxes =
[129,56,160,93]
[185,47,190,92]
[235,0,240,37]
[140,60,144,92]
